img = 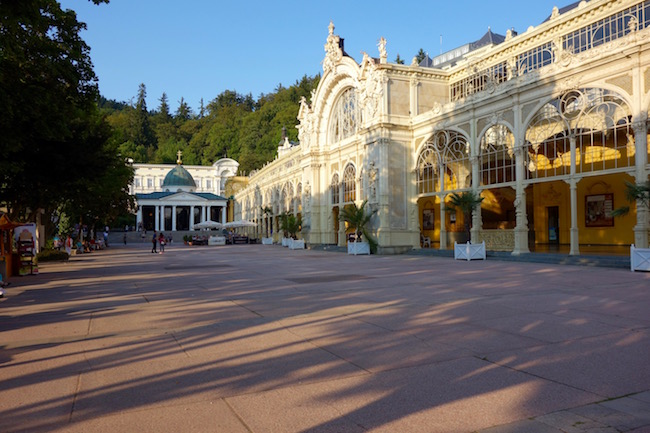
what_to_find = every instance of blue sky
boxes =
[60,0,567,113]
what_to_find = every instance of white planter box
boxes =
[262,237,273,245]
[289,239,305,250]
[348,241,370,255]
[631,244,650,272]
[454,241,486,261]
[208,236,226,246]
[281,237,291,247]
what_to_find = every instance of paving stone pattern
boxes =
[0,243,649,432]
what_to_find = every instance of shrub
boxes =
[36,249,69,262]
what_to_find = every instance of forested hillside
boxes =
[102,74,320,174]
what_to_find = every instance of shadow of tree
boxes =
[1,245,649,432]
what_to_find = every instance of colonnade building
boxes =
[235,0,650,254]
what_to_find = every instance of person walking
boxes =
[151,231,158,253]
[158,232,165,253]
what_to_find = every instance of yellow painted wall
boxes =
[530,173,636,245]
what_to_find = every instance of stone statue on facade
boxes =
[378,37,387,64]
[323,21,343,74]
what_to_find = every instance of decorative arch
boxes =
[417,129,471,194]
[525,88,633,179]
[480,124,516,186]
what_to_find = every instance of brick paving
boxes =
[1,243,649,432]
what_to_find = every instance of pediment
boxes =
[160,192,207,202]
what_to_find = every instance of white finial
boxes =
[328,21,335,36]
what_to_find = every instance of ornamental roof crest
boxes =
[323,21,343,74]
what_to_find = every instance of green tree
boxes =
[132,83,155,150]
[0,0,115,225]
[394,54,405,64]
[157,92,171,121]
[415,48,427,64]
[445,191,484,242]
[175,97,192,121]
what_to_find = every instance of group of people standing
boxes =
[151,231,167,254]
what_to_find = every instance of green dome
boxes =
[162,164,196,188]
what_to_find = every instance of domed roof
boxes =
[162,164,196,188]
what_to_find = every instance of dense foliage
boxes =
[103,75,321,175]
[0,0,133,237]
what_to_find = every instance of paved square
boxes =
[1,244,649,432]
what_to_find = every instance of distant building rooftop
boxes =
[424,28,507,69]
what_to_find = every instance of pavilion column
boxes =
[568,134,579,256]
[190,205,195,230]
[155,206,161,232]
[136,207,143,230]
[439,163,447,250]
[512,146,530,255]
[470,155,482,244]
[172,205,177,231]
[203,206,208,222]
[633,119,649,248]
[221,206,226,223]
[567,179,580,255]
[338,182,345,247]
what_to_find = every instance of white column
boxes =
[470,155,482,244]
[633,119,649,248]
[568,179,580,256]
[136,207,143,230]
[203,206,208,222]
[439,163,447,250]
[190,206,195,230]
[155,206,161,232]
[568,135,579,255]
[221,206,226,223]
[172,206,177,231]
[513,146,530,255]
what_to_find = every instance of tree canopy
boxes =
[105,74,320,174]
[0,0,133,235]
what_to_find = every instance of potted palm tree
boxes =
[278,211,291,247]
[445,190,486,261]
[612,180,650,271]
[261,206,273,245]
[285,214,304,250]
[339,200,377,255]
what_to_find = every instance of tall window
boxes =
[480,124,516,185]
[417,130,470,194]
[417,145,440,194]
[331,174,340,206]
[343,164,356,203]
[329,88,359,144]
[526,88,632,179]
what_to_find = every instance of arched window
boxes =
[417,130,470,194]
[331,173,340,206]
[328,88,359,144]
[416,145,440,194]
[480,124,516,185]
[343,164,356,203]
[526,88,632,179]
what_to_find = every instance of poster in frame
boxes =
[422,209,434,230]
[585,193,614,227]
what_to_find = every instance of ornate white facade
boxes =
[131,158,239,197]
[235,0,650,254]
[132,156,239,232]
